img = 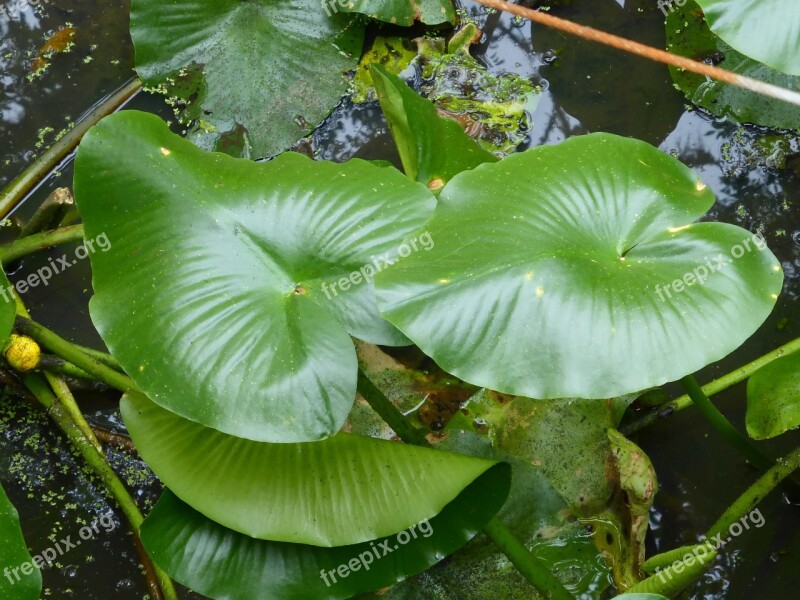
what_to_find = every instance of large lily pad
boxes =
[0,481,41,600]
[338,0,455,26]
[746,351,800,439]
[375,133,783,399]
[130,0,364,158]
[141,462,508,600]
[122,391,505,547]
[666,0,800,130]
[694,0,800,76]
[74,110,436,443]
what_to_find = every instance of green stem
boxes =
[0,224,85,264]
[679,375,773,472]
[17,187,74,238]
[622,335,800,435]
[44,372,103,454]
[14,316,135,393]
[38,354,95,380]
[707,446,800,539]
[21,373,177,600]
[482,518,574,600]
[73,343,122,371]
[0,79,141,220]
[356,368,573,599]
[356,370,430,446]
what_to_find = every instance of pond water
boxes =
[1,0,798,598]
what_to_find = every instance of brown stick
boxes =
[474,0,800,108]
[91,426,137,454]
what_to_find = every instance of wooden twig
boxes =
[474,0,800,108]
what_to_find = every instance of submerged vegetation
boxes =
[1,1,799,599]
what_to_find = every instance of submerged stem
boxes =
[679,374,773,472]
[356,368,574,599]
[0,224,85,264]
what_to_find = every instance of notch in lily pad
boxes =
[375,133,783,400]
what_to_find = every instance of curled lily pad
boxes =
[371,65,497,190]
[74,110,435,443]
[122,391,505,547]
[130,0,364,158]
[746,351,800,440]
[337,0,455,26]
[0,482,41,600]
[695,0,800,76]
[375,133,783,399]
[666,0,800,130]
[141,462,508,600]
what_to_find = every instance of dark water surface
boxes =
[1,0,798,598]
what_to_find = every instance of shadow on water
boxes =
[0,0,798,597]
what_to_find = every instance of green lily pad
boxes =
[746,351,800,439]
[695,0,800,76]
[371,65,498,190]
[74,110,436,443]
[0,268,16,343]
[130,0,364,158]
[375,133,783,400]
[0,481,41,599]
[613,595,669,600]
[141,461,508,600]
[666,0,800,130]
[337,0,455,26]
[122,391,505,547]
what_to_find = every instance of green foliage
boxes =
[130,0,364,158]
[0,481,41,600]
[74,110,435,443]
[371,65,497,190]
[695,0,800,76]
[122,391,507,546]
[0,268,16,344]
[337,0,456,26]
[667,0,800,130]
[375,133,783,400]
[746,351,800,439]
[141,464,509,600]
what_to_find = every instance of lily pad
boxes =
[141,462,508,600]
[694,0,800,76]
[353,37,418,104]
[666,0,800,130]
[122,391,506,547]
[0,481,41,599]
[337,0,456,26]
[375,133,783,400]
[130,0,364,158]
[371,65,498,190]
[746,351,800,439]
[74,110,436,443]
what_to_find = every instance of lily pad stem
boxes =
[14,316,136,393]
[0,79,141,220]
[0,224,85,264]
[356,368,574,600]
[679,374,773,472]
[622,335,800,434]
